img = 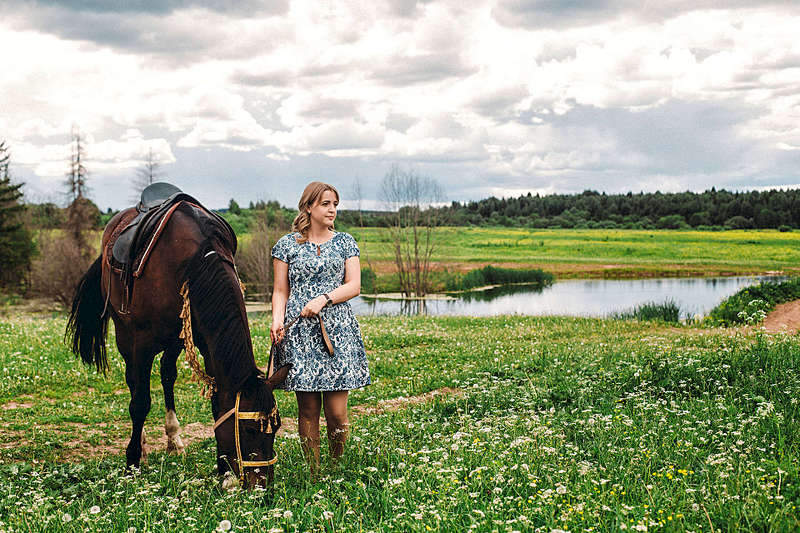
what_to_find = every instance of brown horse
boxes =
[66,201,287,488]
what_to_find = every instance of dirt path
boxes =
[762,300,800,334]
[4,387,462,462]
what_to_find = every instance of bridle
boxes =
[212,391,280,483]
[207,312,324,484]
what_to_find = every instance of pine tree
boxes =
[0,141,35,289]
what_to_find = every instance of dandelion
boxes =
[127,528,137,533]
[217,519,232,532]
[89,505,101,514]
[283,510,293,519]
[62,513,72,523]
[322,511,334,520]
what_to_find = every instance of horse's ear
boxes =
[266,364,291,390]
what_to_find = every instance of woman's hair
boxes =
[292,181,340,243]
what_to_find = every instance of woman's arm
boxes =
[271,258,289,343]
[300,256,361,317]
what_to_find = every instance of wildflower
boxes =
[89,505,101,514]
[283,510,293,519]
[62,513,72,523]
[218,519,232,532]
[322,511,334,520]
[127,528,137,533]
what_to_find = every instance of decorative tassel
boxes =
[179,282,217,398]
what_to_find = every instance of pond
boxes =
[351,276,783,318]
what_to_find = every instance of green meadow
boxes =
[341,227,800,278]
[0,313,797,532]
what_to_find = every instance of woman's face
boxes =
[309,190,338,229]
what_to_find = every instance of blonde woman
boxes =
[270,181,370,471]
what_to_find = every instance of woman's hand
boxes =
[300,295,327,318]
[270,321,285,344]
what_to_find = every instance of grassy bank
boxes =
[344,227,800,280]
[0,313,798,531]
[707,277,800,326]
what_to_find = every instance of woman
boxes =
[270,181,370,472]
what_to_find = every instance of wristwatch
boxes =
[323,293,333,307]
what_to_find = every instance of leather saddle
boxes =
[108,182,235,313]
[112,182,186,265]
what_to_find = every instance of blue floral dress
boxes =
[271,232,371,391]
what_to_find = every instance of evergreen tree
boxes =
[0,141,35,289]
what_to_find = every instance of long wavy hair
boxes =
[292,181,339,244]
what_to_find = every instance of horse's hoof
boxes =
[221,473,240,492]
[166,436,185,454]
[140,432,148,464]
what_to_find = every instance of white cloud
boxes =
[3,1,800,209]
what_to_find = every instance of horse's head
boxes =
[213,365,289,489]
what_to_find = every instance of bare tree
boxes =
[350,175,374,276]
[380,165,445,297]
[351,175,365,228]
[65,125,88,203]
[130,147,165,202]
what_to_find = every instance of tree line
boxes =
[337,188,800,230]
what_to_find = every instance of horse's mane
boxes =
[180,203,261,397]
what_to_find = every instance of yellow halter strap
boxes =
[213,391,278,482]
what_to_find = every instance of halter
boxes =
[212,391,280,483]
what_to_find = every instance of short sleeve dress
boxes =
[271,232,371,392]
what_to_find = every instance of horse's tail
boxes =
[66,255,110,373]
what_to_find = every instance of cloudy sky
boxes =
[3,0,800,211]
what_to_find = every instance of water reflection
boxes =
[455,283,547,302]
[351,276,785,318]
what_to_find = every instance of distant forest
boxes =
[22,188,800,232]
[337,188,800,230]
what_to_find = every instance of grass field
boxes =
[341,227,800,278]
[0,312,797,531]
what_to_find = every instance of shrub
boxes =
[30,231,95,306]
[778,225,792,233]
[236,219,288,303]
[656,214,689,229]
[724,216,753,230]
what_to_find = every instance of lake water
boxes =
[351,276,782,318]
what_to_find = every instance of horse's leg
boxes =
[125,350,156,468]
[161,341,185,454]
